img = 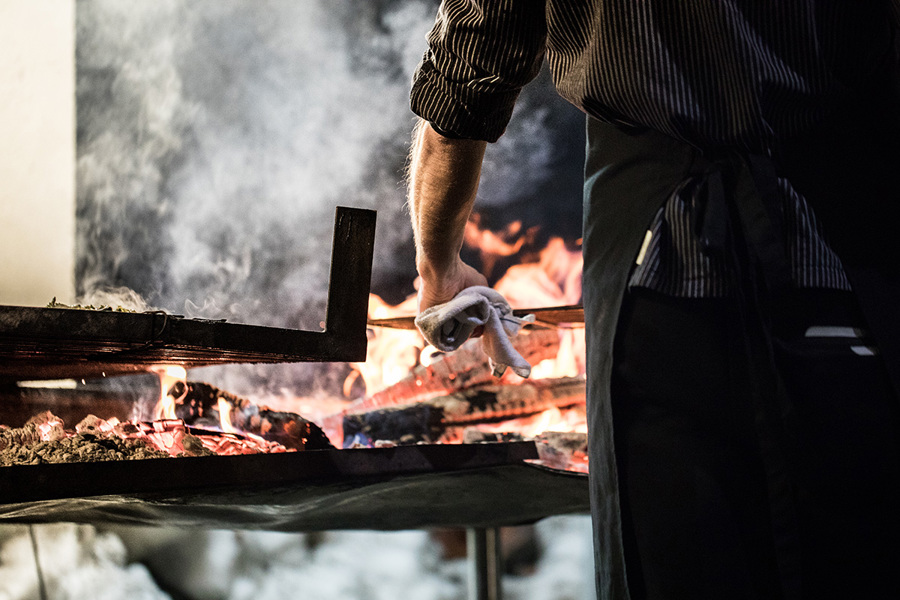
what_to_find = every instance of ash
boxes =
[0,517,595,600]
[0,433,167,467]
[0,413,169,467]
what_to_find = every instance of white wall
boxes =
[0,0,76,306]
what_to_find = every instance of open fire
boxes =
[336,218,588,472]
[1,214,588,474]
[0,375,290,468]
[0,208,590,556]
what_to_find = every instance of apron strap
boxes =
[697,152,804,599]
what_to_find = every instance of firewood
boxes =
[170,381,333,450]
[368,328,560,408]
[323,328,561,441]
[342,376,585,447]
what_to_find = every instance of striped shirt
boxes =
[411,1,898,296]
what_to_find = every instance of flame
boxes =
[530,328,586,379]
[494,236,585,380]
[349,223,586,397]
[493,237,582,308]
[217,397,237,434]
[338,216,588,466]
[348,293,424,398]
[151,365,187,420]
[463,215,532,278]
[463,214,525,256]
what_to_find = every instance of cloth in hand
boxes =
[414,286,535,378]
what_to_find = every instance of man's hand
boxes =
[417,258,488,312]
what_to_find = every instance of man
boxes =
[407,2,900,599]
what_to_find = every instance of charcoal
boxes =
[343,403,444,446]
[175,381,334,450]
[462,430,526,444]
[1,414,169,466]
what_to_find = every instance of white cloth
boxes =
[414,286,535,378]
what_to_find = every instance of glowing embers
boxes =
[155,378,334,451]
[151,365,186,420]
[0,366,335,466]
[0,408,292,466]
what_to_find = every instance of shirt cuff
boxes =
[409,59,520,143]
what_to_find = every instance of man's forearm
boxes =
[408,119,488,308]
[408,120,487,278]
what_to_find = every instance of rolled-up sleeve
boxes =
[410,0,548,142]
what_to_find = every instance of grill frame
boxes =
[0,207,375,381]
[0,205,592,534]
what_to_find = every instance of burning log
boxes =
[323,328,561,441]
[168,381,334,450]
[133,419,284,456]
[342,376,585,447]
[366,328,560,407]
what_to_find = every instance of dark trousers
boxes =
[611,288,900,600]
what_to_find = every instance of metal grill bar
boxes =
[0,207,376,381]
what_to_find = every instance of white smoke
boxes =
[76,0,198,304]
[0,524,169,600]
[76,0,437,327]
[76,286,158,312]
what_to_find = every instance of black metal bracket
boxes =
[0,206,377,381]
[324,206,377,352]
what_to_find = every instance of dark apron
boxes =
[581,80,900,599]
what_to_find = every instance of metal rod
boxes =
[29,525,48,600]
[0,206,377,380]
[467,527,502,600]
